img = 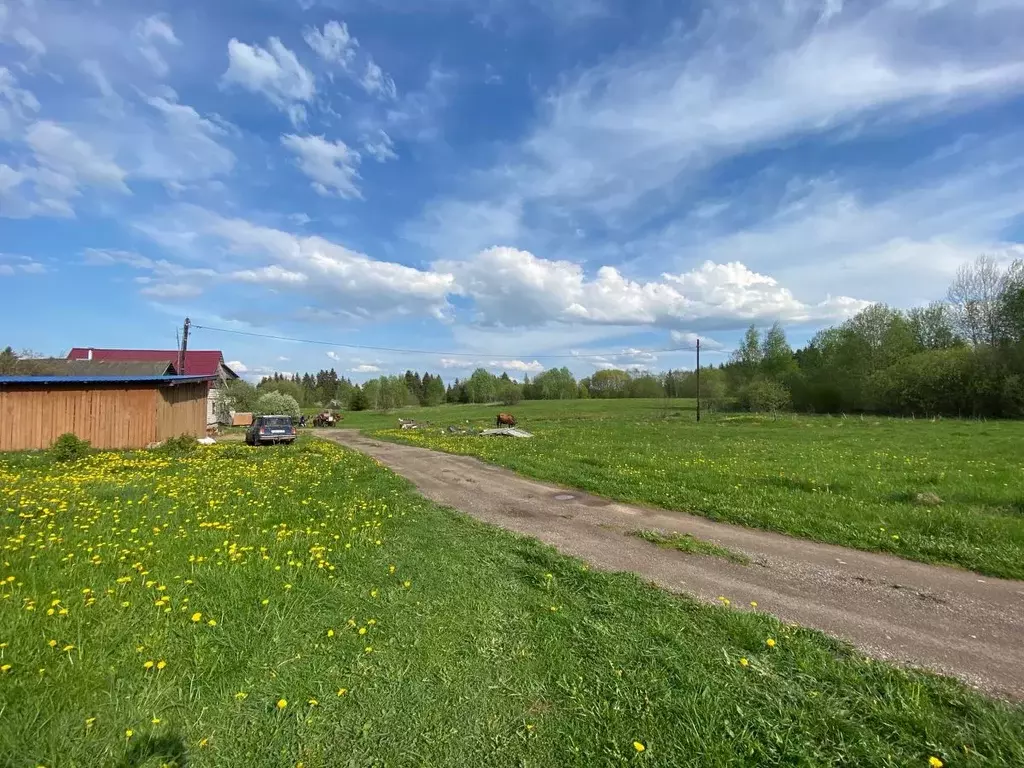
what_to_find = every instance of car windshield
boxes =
[262,417,292,427]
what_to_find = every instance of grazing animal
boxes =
[496,412,517,428]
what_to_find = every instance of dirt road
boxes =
[320,430,1024,700]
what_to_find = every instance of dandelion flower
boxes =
[261,599,269,606]
[327,629,335,638]
[143,660,155,670]
[739,658,749,667]
[235,691,248,700]
[207,619,217,627]
[403,580,411,588]
[766,638,776,648]
[191,612,202,622]
[750,601,757,608]
[156,660,167,670]
[48,639,57,647]
[364,646,373,653]
[929,759,943,768]
[307,698,319,707]
[63,644,74,652]
[151,717,161,725]
[358,627,367,635]
[125,729,134,739]
[277,698,288,710]
[0,664,11,673]
[337,688,347,696]
[633,741,646,752]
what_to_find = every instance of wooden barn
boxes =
[0,371,214,451]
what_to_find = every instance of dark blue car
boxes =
[245,415,296,446]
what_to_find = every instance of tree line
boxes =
[238,256,1024,418]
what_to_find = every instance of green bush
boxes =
[156,435,199,456]
[49,433,91,462]
[254,391,301,419]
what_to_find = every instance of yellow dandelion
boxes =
[358,627,367,635]
[156,660,167,670]
[337,688,348,696]
[235,691,248,700]
[307,698,319,707]
[0,664,11,673]
[63,644,75,652]
[198,737,209,748]
[48,639,57,647]
[191,612,202,622]
[327,629,335,638]
[929,759,944,768]
[85,717,96,729]
[207,619,217,627]
[739,658,749,667]
[261,599,269,606]
[277,698,288,710]
[750,601,758,608]
[125,729,134,739]
[151,717,161,725]
[143,660,155,670]
[364,646,373,653]
[633,741,646,752]
[403,580,411,588]
[766,638,776,648]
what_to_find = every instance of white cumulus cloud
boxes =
[438,247,868,331]
[132,15,180,77]
[223,37,315,125]
[281,134,361,198]
[304,20,356,68]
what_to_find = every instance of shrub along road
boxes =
[322,429,1024,701]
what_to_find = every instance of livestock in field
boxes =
[496,412,517,428]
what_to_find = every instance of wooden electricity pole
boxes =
[696,338,701,423]
[178,317,191,375]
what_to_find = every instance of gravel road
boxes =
[320,429,1024,700]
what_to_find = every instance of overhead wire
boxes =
[190,323,701,361]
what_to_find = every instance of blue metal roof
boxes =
[0,375,216,386]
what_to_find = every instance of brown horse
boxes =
[496,412,517,428]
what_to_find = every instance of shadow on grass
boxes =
[116,733,188,768]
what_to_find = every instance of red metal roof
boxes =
[67,348,232,377]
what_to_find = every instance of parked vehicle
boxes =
[245,415,296,446]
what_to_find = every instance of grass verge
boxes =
[631,529,750,565]
[1,440,1022,766]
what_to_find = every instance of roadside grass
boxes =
[364,399,1024,579]
[631,529,750,565]
[3,440,1023,766]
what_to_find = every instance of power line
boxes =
[190,323,700,360]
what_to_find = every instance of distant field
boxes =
[361,399,1024,580]
[2,441,1023,766]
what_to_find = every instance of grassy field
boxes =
[3,441,1023,766]
[343,399,1024,580]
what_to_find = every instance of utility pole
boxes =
[696,338,701,423]
[178,317,191,375]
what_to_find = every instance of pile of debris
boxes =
[480,427,533,438]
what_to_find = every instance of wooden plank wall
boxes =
[0,386,158,451]
[155,382,207,441]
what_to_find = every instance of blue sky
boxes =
[2,0,1024,381]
